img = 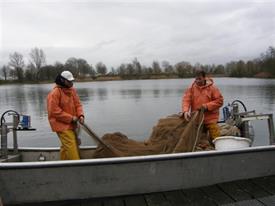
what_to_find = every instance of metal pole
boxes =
[267,114,275,145]
[241,121,250,139]
[1,124,8,159]
[12,115,18,154]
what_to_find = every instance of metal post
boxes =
[267,114,275,145]
[241,121,250,139]
[12,115,18,154]
[1,124,8,159]
[232,103,239,117]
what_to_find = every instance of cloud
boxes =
[0,0,274,68]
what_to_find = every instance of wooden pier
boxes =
[12,175,275,206]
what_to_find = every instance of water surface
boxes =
[0,78,274,147]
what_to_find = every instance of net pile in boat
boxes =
[92,111,240,158]
[93,111,208,158]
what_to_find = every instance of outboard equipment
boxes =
[221,100,275,145]
[0,110,35,160]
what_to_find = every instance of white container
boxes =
[213,136,252,151]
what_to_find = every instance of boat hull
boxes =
[1,146,275,204]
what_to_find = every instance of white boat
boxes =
[1,100,275,205]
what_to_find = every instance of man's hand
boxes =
[72,116,84,124]
[200,105,207,112]
[72,116,78,123]
[78,116,84,124]
[184,112,191,121]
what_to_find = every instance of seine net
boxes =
[92,111,216,158]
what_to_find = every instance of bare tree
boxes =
[65,57,79,77]
[152,61,162,74]
[117,64,126,76]
[29,47,46,80]
[132,58,142,75]
[175,61,192,77]
[96,62,107,75]
[9,69,16,80]
[162,60,174,74]
[1,65,10,80]
[89,64,96,78]
[9,52,25,81]
[77,58,90,78]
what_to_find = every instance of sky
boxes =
[0,0,274,69]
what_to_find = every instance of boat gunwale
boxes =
[7,145,97,151]
[1,145,275,169]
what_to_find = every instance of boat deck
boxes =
[10,175,275,206]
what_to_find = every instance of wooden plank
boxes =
[124,195,147,206]
[236,179,271,198]
[163,190,191,206]
[81,198,103,206]
[200,185,235,205]
[20,200,82,206]
[252,176,275,194]
[222,199,264,206]
[258,195,275,206]
[218,181,252,201]
[182,188,216,206]
[103,197,124,206]
[145,193,171,206]
[65,201,81,206]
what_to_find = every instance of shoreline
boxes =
[0,74,274,85]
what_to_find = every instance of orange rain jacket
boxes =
[182,78,223,124]
[47,85,84,132]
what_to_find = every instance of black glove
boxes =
[199,105,207,112]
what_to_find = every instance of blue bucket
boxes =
[222,106,230,121]
[21,115,31,129]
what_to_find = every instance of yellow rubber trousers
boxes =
[57,130,80,160]
[205,123,220,140]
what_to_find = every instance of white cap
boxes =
[61,71,74,81]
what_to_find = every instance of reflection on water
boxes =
[0,78,275,147]
[96,88,108,101]
[78,88,90,103]
[120,89,142,100]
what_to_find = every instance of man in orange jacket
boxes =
[182,70,223,140]
[47,71,85,160]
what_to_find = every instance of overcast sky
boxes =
[0,0,274,68]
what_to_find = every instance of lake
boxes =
[0,78,275,147]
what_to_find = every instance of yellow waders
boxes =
[57,130,80,160]
[205,123,220,140]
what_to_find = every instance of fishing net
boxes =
[93,111,206,158]
[91,111,240,158]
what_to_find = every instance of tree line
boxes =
[1,46,274,83]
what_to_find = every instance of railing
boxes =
[0,110,35,161]
[222,100,275,145]
[240,113,275,145]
